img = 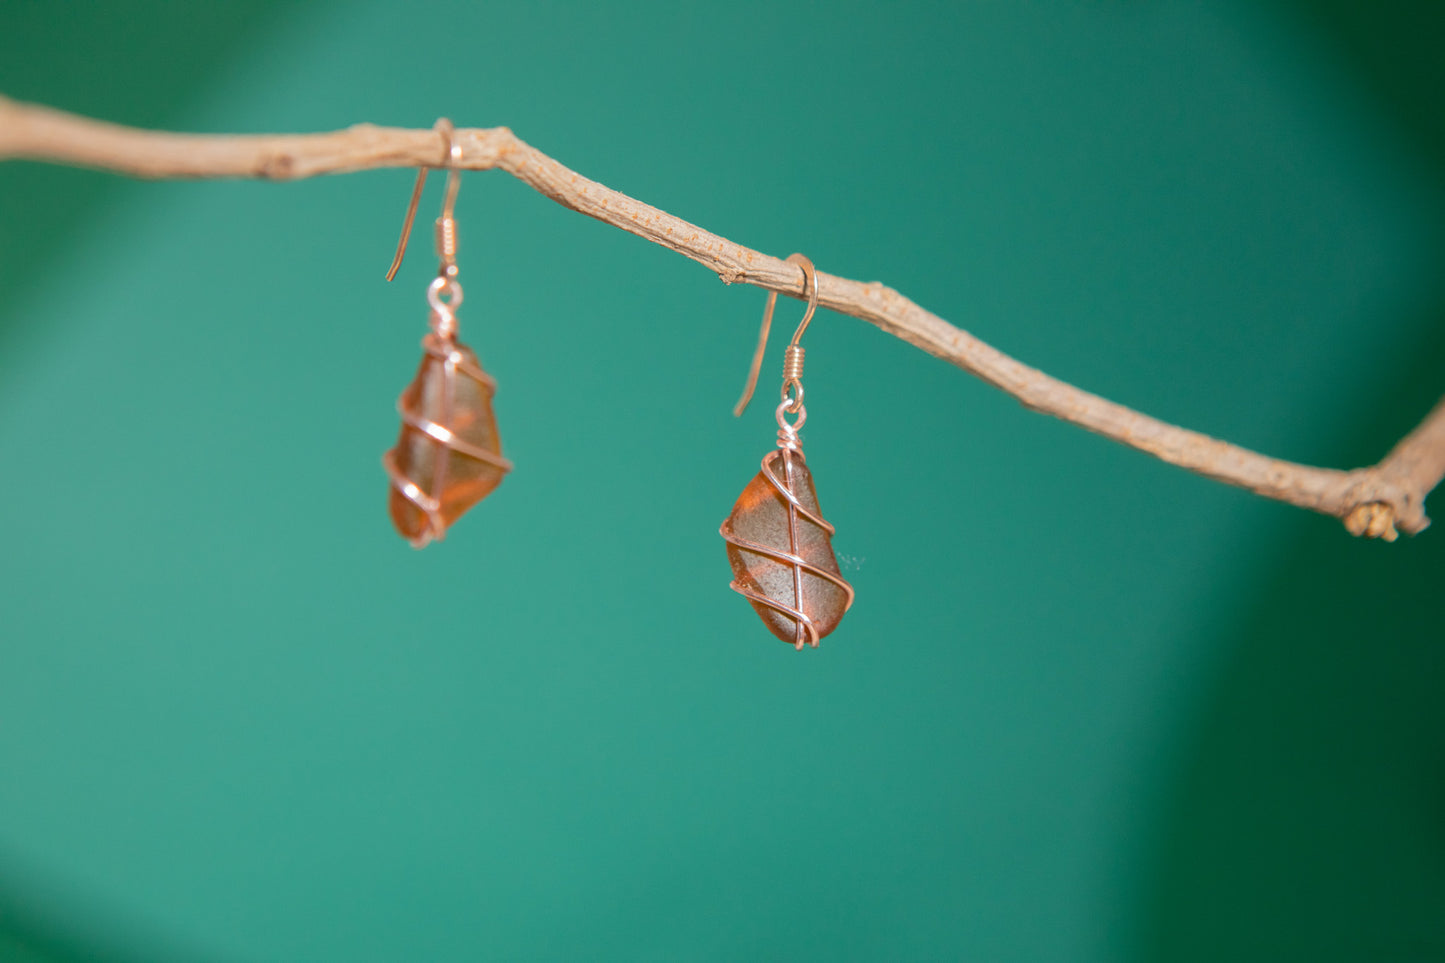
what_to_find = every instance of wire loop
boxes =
[385,117,461,281]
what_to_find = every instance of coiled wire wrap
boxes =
[719,401,855,649]
[382,276,513,545]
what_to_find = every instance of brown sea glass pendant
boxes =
[720,412,854,648]
[721,253,852,648]
[382,291,511,547]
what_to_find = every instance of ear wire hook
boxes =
[733,253,818,417]
[385,118,461,281]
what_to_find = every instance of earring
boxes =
[720,254,854,649]
[381,119,512,548]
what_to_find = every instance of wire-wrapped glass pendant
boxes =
[382,246,512,548]
[720,405,853,648]
[383,325,510,547]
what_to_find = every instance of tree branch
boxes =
[2,94,1441,539]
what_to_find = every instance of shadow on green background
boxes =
[1283,1,1445,174]
[2,5,287,961]
[0,2,1441,961]
[0,0,292,358]
[1135,309,1445,961]
[1132,11,1445,955]
[0,856,212,963]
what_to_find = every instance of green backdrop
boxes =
[1,2,1442,961]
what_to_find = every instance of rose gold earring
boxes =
[720,254,854,649]
[381,118,512,548]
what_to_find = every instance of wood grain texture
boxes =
[2,94,1440,538]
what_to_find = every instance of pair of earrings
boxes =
[378,123,853,648]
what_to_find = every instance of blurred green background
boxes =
[1,1,1442,960]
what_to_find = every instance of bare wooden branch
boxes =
[2,94,1441,538]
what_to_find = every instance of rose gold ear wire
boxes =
[385,118,461,282]
[733,253,818,417]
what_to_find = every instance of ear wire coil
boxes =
[435,215,458,266]
[782,344,805,383]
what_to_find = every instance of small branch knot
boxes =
[1343,502,1399,541]
[257,152,296,180]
